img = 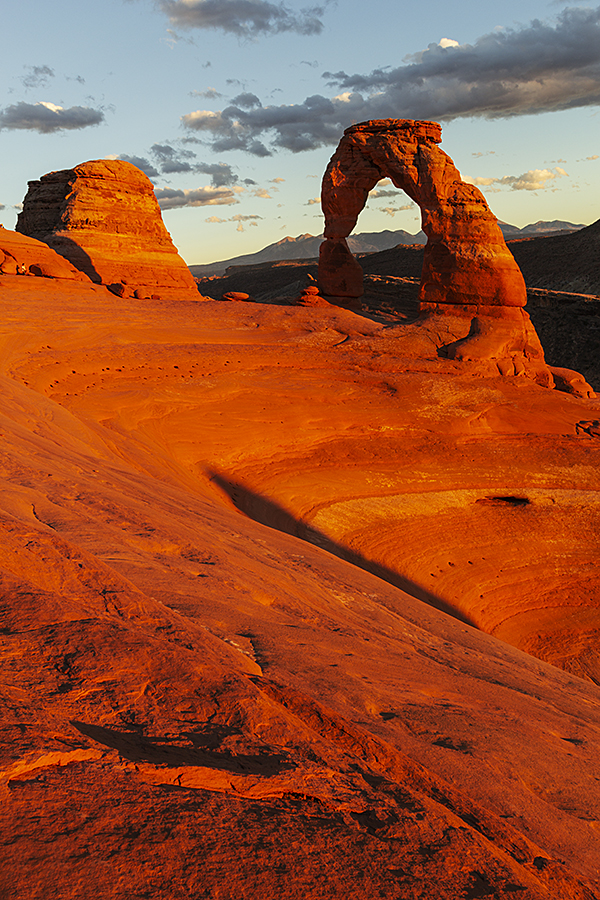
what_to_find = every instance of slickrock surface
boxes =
[352,241,600,390]
[319,120,555,384]
[16,159,201,301]
[0,273,599,897]
[0,227,90,281]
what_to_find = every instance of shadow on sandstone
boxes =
[71,720,294,775]
[207,469,476,628]
[42,236,103,284]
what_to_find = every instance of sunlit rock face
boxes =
[318,119,571,388]
[16,159,200,301]
[0,227,90,281]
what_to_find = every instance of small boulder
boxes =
[222,291,254,302]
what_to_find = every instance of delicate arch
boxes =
[318,119,527,310]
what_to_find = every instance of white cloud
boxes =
[190,87,224,99]
[231,213,262,232]
[368,188,410,199]
[465,166,569,191]
[204,212,262,230]
[379,204,414,216]
[155,184,243,209]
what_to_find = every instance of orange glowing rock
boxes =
[317,119,576,386]
[16,159,201,301]
[319,119,526,308]
[0,226,90,281]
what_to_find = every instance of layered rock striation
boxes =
[16,159,200,301]
[318,119,572,387]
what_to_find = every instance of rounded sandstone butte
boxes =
[16,159,200,301]
[319,118,527,310]
[0,227,90,281]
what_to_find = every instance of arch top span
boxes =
[318,118,527,310]
[343,118,442,143]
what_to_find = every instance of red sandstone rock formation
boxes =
[1,278,600,897]
[319,120,565,386]
[0,227,90,281]
[16,159,201,301]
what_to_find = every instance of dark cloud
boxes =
[368,188,406,199]
[154,185,241,209]
[21,65,55,89]
[325,5,600,118]
[230,92,262,108]
[150,143,196,173]
[0,102,104,133]
[116,155,159,178]
[0,203,5,211]
[195,161,239,185]
[158,0,325,37]
[182,5,600,154]
[115,141,243,188]
[150,143,239,185]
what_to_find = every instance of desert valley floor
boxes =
[0,272,599,898]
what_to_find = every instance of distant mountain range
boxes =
[190,221,585,277]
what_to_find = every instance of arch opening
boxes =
[317,118,528,312]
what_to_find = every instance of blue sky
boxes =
[0,0,599,264]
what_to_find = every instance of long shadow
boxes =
[71,720,293,775]
[207,469,477,627]
[46,236,103,283]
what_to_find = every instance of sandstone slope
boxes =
[0,274,599,897]
[0,228,90,281]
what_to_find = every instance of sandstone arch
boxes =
[319,119,527,310]
[317,120,564,385]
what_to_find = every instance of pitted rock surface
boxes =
[16,159,200,301]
